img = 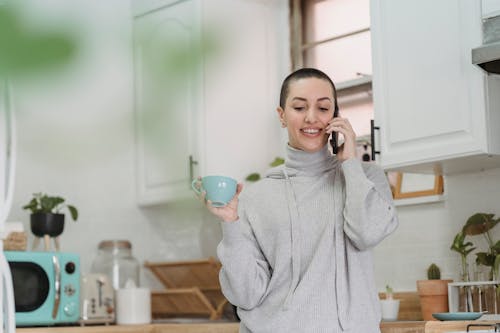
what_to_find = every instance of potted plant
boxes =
[450,231,475,311]
[380,285,400,321]
[22,193,78,238]
[461,213,500,280]
[450,213,500,313]
[416,263,453,321]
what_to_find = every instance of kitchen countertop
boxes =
[16,321,428,333]
[17,323,240,333]
[20,319,499,333]
[381,321,425,333]
[425,320,499,333]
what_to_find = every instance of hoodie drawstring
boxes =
[282,168,301,310]
[333,168,350,330]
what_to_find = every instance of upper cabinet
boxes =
[371,0,500,174]
[132,0,288,206]
[133,0,202,205]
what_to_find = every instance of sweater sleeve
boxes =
[216,207,271,310]
[341,158,398,250]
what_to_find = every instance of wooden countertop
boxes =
[16,321,429,333]
[381,321,425,333]
[19,318,499,333]
[425,320,499,332]
[17,323,240,333]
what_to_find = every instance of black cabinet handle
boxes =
[370,120,381,161]
[189,155,198,184]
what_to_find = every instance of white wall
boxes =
[7,0,289,289]
[373,167,500,292]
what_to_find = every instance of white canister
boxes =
[115,279,151,325]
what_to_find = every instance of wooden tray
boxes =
[145,257,228,320]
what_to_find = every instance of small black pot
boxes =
[30,213,65,237]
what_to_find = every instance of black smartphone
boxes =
[330,104,339,154]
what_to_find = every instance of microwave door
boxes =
[0,253,15,332]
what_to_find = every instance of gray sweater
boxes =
[217,144,398,332]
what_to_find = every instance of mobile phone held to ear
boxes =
[330,105,339,154]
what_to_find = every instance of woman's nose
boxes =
[304,108,316,123]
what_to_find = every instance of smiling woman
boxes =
[196,67,399,332]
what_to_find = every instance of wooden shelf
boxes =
[394,195,445,207]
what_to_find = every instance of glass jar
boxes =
[91,240,140,290]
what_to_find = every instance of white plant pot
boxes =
[380,299,400,321]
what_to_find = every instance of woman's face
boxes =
[277,77,335,153]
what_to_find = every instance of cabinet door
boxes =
[371,0,486,172]
[133,0,201,206]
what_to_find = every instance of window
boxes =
[290,0,373,144]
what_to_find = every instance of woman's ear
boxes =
[276,107,286,128]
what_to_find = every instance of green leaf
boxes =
[494,255,500,281]
[450,231,475,256]
[476,252,495,267]
[269,157,285,167]
[0,5,76,77]
[67,205,78,221]
[245,173,261,182]
[463,213,499,236]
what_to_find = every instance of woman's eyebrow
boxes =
[291,97,331,102]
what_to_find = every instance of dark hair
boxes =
[279,68,338,114]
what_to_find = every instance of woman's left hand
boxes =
[326,116,357,161]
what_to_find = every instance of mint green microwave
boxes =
[5,251,80,326]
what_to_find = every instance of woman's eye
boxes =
[319,107,329,112]
[293,107,305,111]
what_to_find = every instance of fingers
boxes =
[236,183,244,195]
[326,117,355,137]
[326,117,357,161]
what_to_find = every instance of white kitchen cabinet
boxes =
[371,0,500,174]
[132,0,288,206]
[482,0,500,18]
[133,0,202,206]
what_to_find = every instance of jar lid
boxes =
[98,240,132,250]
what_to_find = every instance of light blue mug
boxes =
[191,175,237,207]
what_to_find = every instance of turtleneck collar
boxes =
[284,143,336,177]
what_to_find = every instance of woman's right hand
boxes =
[193,177,243,223]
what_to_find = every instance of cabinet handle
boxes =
[370,120,381,161]
[189,155,198,183]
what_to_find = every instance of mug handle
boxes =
[191,178,202,195]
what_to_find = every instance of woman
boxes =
[197,68,398,332]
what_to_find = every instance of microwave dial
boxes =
[64,302,78,317]
[65,262,76,274]
[64,284,76,296]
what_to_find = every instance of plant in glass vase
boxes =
[451,230,476,282]
[462,213,500,281]
[451,230,475,311]
[454,212,500,314]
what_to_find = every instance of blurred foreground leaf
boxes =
[0,4,77,77]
